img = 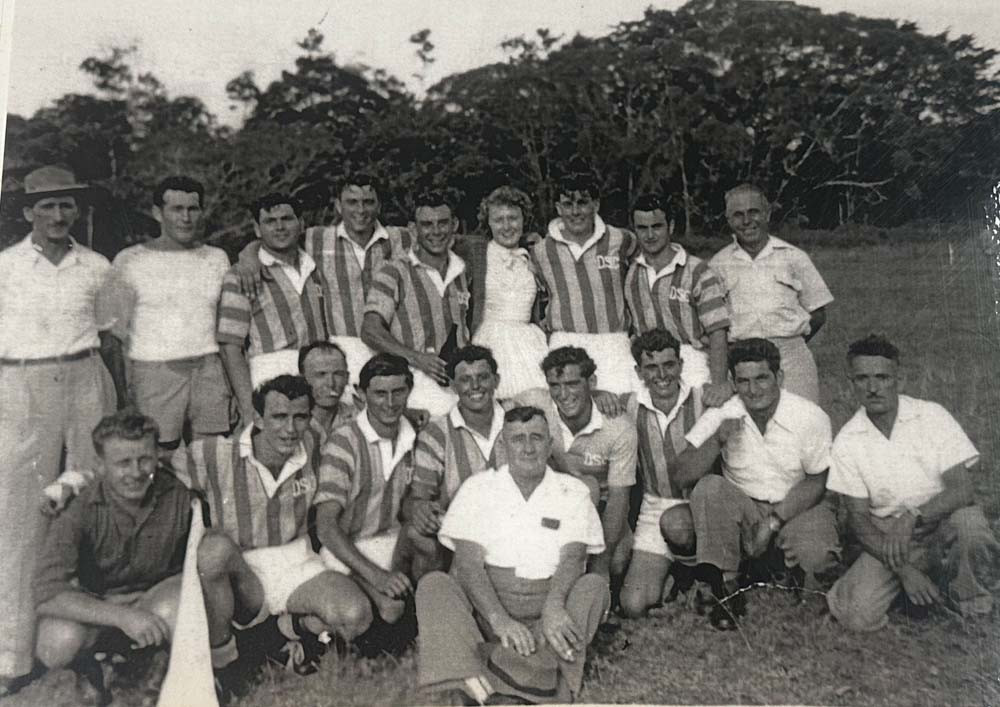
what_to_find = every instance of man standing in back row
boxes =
[710,184,833,403]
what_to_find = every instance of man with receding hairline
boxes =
[709,184,832,403]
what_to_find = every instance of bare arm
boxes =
[219,342,254,423]
[541,542,589,660]
[98,331,128,410]
[916,464,976,530]
[773,470,828,522]
[589,487,628,577]
[675,433,722,491]
[361,312,447,385]
[804,306,827,343]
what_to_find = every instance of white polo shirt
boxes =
[828,395,979,518]
[685,390,831,503]
[438,465,605,579]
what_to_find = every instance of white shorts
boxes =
[242,537,327,618]
[329,335,376,389]
[249,350,301,388]
[679,344,710,389]
[549,331,640,395]
[319,529,400,575]
[408,369,458,418]
[632,493,689,559]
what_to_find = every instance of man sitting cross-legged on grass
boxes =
[674,338,839,630]
[827,335,1000,631]
[33,410,192,705]
[316,353,429,628]
[416,406,610,705]
[515,347,639,593]
[403,345,511,579]
[619,328,704,618]
[173,375,373,699]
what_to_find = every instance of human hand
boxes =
[881,512,916,570]
[541,604,583,661]
[492,615,536,657]
[718,417,744,445]
[40,482,74,517]
[744,517,776,558]
[234,260,264,300]
[371,568,413,599]
[898,566,941,606]
[118,607,171,648]
[701,381,734,408]
[592,390,627,418]
[411,500,443,536]
[414,352,449,386]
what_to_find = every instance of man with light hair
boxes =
[827,335,1000,631]
[709,184,832,403]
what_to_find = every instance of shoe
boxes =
[214,660,253,705]
[73,655,113,707]
[274,614,327,675]
[702,565,746,631]
[275,638,321,676]
[0,662,45,698]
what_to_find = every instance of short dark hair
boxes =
[631,328,681,364]
[359,353,414,391]
[447,344,498,380]
[153,176,205,208]
[847,334,900,363]
[504,405,548,426]
[339,173,380,197]
[728,338,780,375]
[249,193,301,223]
[632,194,672,221]
[541,346,597,379]
[298,341,347,374]
[92,409,159,457]
[252,375,314,415]
[555,172,599,202]
[413,190,454,215]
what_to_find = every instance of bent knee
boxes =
[690,474,725,503]
[36,618,92,669]
[197,532,241,577]
[320,595,372,640]
[660,506,695,548]
[619,586,654,618]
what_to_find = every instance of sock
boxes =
[210,636,238,669]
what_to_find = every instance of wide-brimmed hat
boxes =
[21,166,90,203]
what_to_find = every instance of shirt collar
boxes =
[558,400,604,443]
[335,221,390,252]
[728,233,792,261]
[238,424,309,498]
[845,395,919,436]
[487,239,529,265]
[546,214,608,259]
[357,409,417,458]
[20,233,82,267]
[636,380,692,427]
[259,246,316,277]
[89,468,175,510]
[407,247,466,289]
[497,463,558,502]
[449,400,506,447]
[635,244,687,280]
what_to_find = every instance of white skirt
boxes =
[549,331,641,395]
[473,319,548,399]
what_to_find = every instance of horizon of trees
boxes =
[3,0,999,256]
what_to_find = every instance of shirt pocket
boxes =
[773,272,802,293]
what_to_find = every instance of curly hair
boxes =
[477,185,534,235]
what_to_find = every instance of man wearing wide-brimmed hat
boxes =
[0,165,126,692]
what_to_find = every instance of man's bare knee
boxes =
[36,618,92,669]
[197,531,240,578]
[660,506,695,549]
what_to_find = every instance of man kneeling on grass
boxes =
[416,406,610,705]
[172,375,373,700]
[33,410,192,705]
[827,335,1000,630]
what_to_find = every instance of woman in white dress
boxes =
[465,186,549,399]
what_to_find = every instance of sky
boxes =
[1,0,998,129]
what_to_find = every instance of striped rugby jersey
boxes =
[627,383,702,499]
[170,426,328,551]
[319,412,417,541]
[305,222,413,337]
[309,400,360,448]
[624,246,731,347]
[364,249,471,354]
[216,250,327,356]
[410,401,510,508]
[531,216,636,334]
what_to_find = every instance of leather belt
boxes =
[0,347,97,366]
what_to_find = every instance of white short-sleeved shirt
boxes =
[685,391,832,502]
[828,395,979,518]
[112,243,230,361]
[0,236,115,358]
[709,236,833,340]
[438,465,605,579]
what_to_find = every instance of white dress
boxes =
[472,241,549,399]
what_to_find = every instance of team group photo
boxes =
[1,0,999,705]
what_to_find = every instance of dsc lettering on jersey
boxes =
[596,255,620,270]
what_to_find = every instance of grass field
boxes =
[6,234,1000,706]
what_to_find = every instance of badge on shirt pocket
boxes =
[541,517,560,530]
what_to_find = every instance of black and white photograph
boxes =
[0,0,998,704]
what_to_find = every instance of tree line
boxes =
[3,0,998,256]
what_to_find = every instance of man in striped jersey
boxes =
[619,329,703,618]
[316,354,423,625]
[674,339,838,630]
[236,174,412,391]
[709,184,833,403]
[171,376,373,688]
[531,172,640,394]
[625,194,733,407]
[404,345,510,576]
[218,193,328,424]
[362,192,469,416]
[516,346,638,582]
[298,341,358,446]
